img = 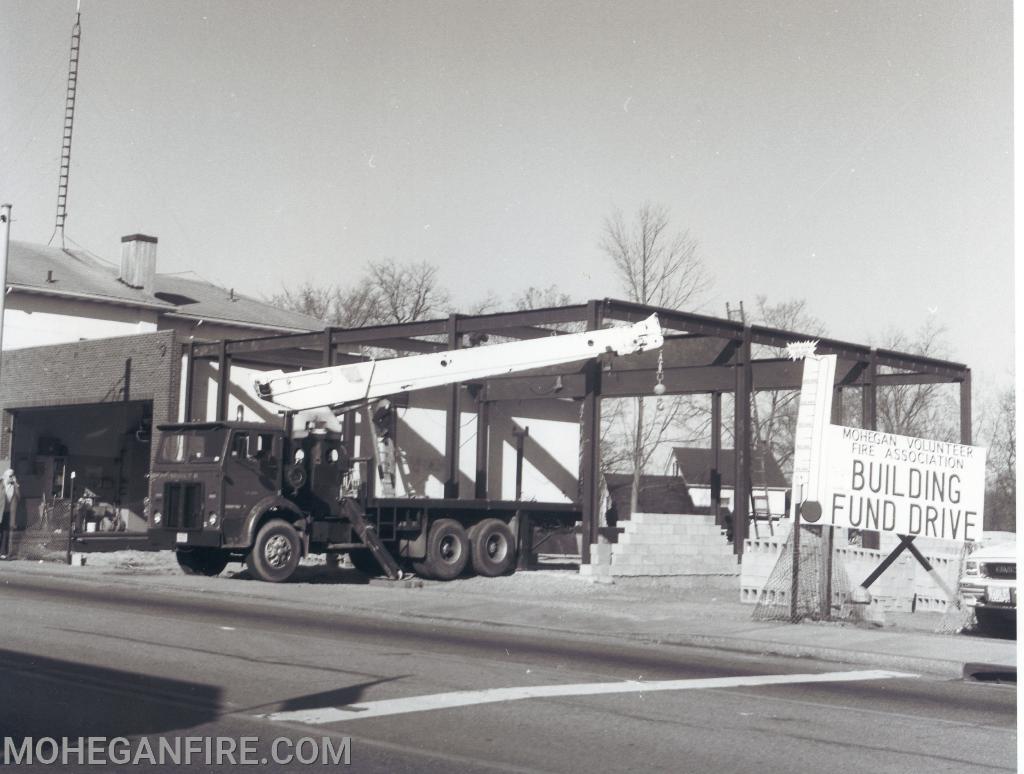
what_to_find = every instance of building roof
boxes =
[604,473,696,520]
[9,241,171,310]
[8,241,324,333]
[672,447,788,489]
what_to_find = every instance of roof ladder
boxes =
[51,8,82,248]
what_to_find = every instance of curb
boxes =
[962,662,1018,682]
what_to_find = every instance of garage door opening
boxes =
[8,401,153,536]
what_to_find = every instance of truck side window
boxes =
[256,433,274,460]
[230,432,249,458]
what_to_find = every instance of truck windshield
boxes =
[157,429,227,464]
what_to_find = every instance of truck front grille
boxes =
[163,482,204,530]
[983,562,1016,580]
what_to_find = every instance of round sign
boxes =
[799,500,822,523]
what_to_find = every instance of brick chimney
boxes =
[119,234,157,290]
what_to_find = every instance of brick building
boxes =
[0,235,322,534]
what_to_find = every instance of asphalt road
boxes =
[0,573,1015,773]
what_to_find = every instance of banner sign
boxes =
[816,425,986,542]
[788,351,836,518]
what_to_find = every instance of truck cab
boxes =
[148,421,355,580]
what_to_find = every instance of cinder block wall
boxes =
[0,330,180,464]
[741,530,964,611]
[582,512,739,586]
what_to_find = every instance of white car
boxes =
[959,535,1016,632]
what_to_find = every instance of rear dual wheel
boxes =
[413,518,469,580]
[469,518,516,577]
[412,517,517,580]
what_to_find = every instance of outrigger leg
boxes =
[340,499,403,580]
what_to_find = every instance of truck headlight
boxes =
[207,512,219,527]
[152,512,162,526]
[964,561,979,577]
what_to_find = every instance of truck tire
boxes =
[470,518,516,577]
[413,518,469,581]
[245,518,301,583]
[975,607,1015,636]
[176,548,229,577]
[348,549,382,576]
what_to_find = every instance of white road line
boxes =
[261,669,917,725]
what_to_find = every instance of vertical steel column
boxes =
[443,314,461,499]
[343,411,357,458]
[960,369,972,445]
[822,385,842,618]
[831,386,843,425]
[860,352,879,550]
[711,391,722,526]
[579,300,604,565]
[732,328,752,557]
[475,396,489,499]
[183,342,196,422]
[322,330,334,368]
[216,341,230,422]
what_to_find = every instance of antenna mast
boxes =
[50,2,82,248]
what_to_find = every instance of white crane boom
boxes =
[254,314,663,412]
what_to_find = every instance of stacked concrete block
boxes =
[740,535,791,603]
[912,552,964,612]
[584,512,739,586]
[578,542,613,582]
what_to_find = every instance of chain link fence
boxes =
[936,543,974,634]
[751,526,861,623]
[9,499,76,561]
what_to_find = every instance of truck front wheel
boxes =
[176,548,229,577]
[246,519,301,583]
[470,519,516,577]
[413,518,469,581]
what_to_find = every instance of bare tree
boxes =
[267,282,336,323]
[268,259,452,328]
[514,285,574,311]
[600,202,711,512]
[875,317,958,440]
[368,259,451,324]
[977,386,1015,532]
[601,202,710,310]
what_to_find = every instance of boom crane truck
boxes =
[147,315,663,582]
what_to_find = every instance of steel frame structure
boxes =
[182,298,971,562]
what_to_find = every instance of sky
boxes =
[1,1,1014,399]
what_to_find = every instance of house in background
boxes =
[0,235,323,535]
[672,447,790,519]
[6,235,320,348]
[602,473,695,523]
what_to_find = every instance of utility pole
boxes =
[0,204,9,470]
[0,204,10,368]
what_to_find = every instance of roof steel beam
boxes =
[370,338,448,354]
[456,305,590,333]
[193,332,327,357]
